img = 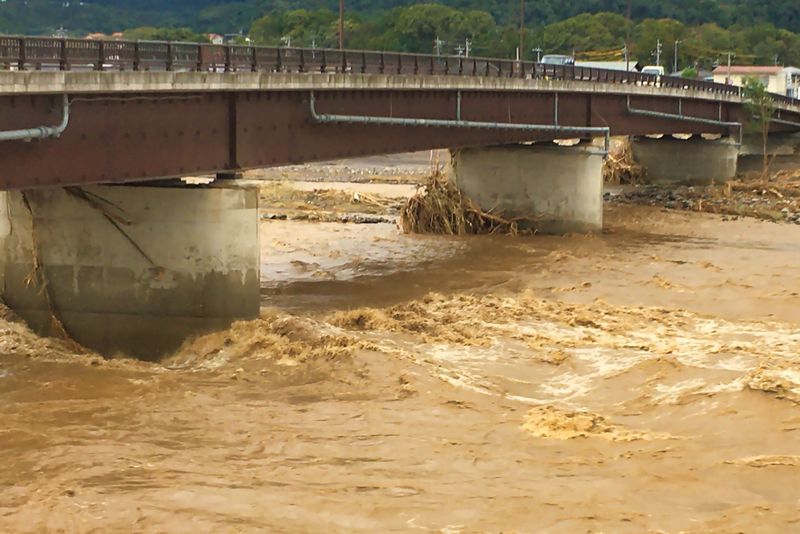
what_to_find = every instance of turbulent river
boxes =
[1,179,799,532]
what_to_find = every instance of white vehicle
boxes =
[541,54,575,66]
[641,65,665,76]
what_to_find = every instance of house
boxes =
[712,65,800,98]
[669,69,714,82]
[84,32,124,41]
[207,33,224,45]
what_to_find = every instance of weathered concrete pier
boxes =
[451,144,604,233]
[632,136,740,185]
[0,184,259,359]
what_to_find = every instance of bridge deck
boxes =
[0,71,770,104]
[0,37,798,190]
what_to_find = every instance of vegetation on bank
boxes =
[1,1,799,69]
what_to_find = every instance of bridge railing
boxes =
[3,35,799,104]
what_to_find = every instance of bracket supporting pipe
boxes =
[626,95,742,145]
[0,94,70,142]
[554,93,560,126]
[310,91,611,154]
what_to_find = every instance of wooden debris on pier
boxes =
[603,140,646,185]
[400,169,534,235]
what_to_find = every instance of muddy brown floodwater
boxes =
[1,177,800,533]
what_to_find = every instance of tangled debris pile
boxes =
[608,170,800,224]
[400,171,535,235]
[602,140,646,185]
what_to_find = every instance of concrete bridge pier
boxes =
[0,183,260,360]
[738,132,800,174]
[632,136,739,185]
[449,143,604,234]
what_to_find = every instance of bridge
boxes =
[0,36,799,358]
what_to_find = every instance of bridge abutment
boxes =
[450,144,604,234]
[0,183,260,360]
[632,136,739,185]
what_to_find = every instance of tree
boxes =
[633,18,687,68]
[742,76,776,178]
[122,27,209,42]
[533,13,627,56]
[250,9,338,47]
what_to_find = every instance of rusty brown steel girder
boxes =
[0,88,796,190]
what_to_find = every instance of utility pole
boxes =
[465,38,472,58]
[339,0,345,50]
[519,0,525,61]
[673,40,680,73]
[434,36,445,56]
[655,39,662,68]
[726,51,733,84]
[625,0,632,71]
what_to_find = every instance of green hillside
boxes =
[1,0,799,69]
[2,0,799,35]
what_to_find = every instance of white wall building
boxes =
[712,65,800,97]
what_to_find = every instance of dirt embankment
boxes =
[609,172,800,224]
[258,182,407,223]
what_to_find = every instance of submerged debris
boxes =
[399,170,535,235]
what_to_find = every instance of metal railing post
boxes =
[17,37,25,70]
[96,40,105,71]
[133,40,140,71]
[166,42,174,71]
[59,38,67,71]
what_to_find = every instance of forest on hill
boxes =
[1,0,799,70]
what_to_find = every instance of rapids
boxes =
[1,184,799,532]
